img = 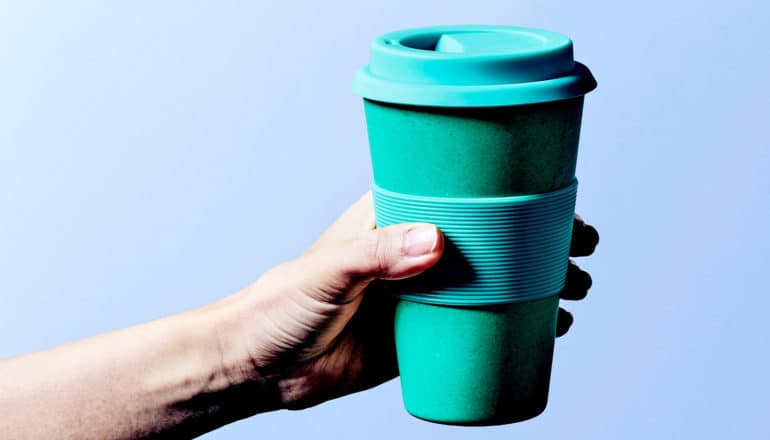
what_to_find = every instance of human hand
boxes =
[223,192,598,410]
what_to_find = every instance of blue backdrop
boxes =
[1,1,768,438]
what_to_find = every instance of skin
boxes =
[0,191,598,439]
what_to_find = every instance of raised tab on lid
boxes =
[434,29,555,54]
[435,32,535,54]
[434,30,574,83]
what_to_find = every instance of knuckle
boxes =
[361,231,390,276]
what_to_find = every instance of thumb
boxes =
[338,223,444,282]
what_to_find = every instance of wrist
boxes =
[197,293,286,413]
[137,295,285,437]
[212,282,324,411]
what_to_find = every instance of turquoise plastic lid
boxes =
[352,25,597,107]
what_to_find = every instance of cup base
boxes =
[395,296,559,425]
[406,397,547,426]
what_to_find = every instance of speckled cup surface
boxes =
[365,96,584,424]
[366,97,584,197]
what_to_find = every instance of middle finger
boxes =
[560,259,592,300]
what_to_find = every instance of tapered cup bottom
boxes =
[394,295,560,425]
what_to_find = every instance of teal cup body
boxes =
[352,25,596,424]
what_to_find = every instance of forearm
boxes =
[0,296,280,439]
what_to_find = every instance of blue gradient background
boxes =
[1,1,768,438]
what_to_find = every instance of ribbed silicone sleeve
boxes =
[372,180,578,305]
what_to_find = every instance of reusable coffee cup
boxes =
[352,25,596,425]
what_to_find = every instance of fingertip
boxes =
[426,223,445,255]
[586,224,600,248]
[560,262,592,300]
[387,223,443,280]
[570,220,600,257]
[556,308,574,337]
[404,223,442,257]
[582,269,593,291]
[350,223,444,282]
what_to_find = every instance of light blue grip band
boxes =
[372,181,578,306]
